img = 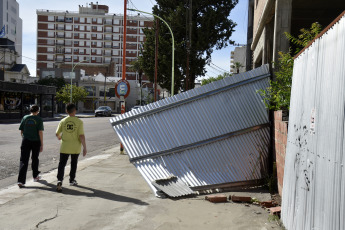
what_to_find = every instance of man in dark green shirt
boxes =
[18,104,44,188]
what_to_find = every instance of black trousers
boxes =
[18,138,41,184]
[57,153,80,183]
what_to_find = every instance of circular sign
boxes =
[115,79,131,99]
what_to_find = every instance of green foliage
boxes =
[284,22,322,55]
[259,23,322,111]
[258,51,293,110]
[231,62,243,74]
[56,84,88,104]
[37,77,66,91]
[139,0,238,93]
[201,72,230,86]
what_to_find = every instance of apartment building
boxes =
[247,0,344,70]
[0,0,22,63]
[36,2,153,80]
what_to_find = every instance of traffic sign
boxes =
[115,79,130,99]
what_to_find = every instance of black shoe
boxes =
[56,181,62,192]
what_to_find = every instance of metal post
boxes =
[70,60,87,103]
[154,18,159,101]
[128,8,175,96]
[103,73,107,104]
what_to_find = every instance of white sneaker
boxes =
[33,175,42,182]
[70,180,78,186]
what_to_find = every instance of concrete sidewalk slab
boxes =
[0,146,282,230]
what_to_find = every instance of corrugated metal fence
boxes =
[111,64,271,197]
[282,12,345,230]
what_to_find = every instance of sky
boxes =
[16,0,248,78]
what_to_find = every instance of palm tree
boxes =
[129,59,143,84]
[233,62,243,74]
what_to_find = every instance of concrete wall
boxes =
[274,110,288,196]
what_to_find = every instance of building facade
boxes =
[230,46,246,74]
[247,0,344,70]
[0,0,22,63]
[36,2,153,81]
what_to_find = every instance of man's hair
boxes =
[30,104,40,113]
[66,103,76,114]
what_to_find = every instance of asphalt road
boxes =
[0,116,120,188]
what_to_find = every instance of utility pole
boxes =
[120,0,127,155]
[154,18,159,101]
[185,0,192,91]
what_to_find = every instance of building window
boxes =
[74,41,79,45]
[47,47,54,53]
[65,48,71,53]
[97,34,102,39]
[97,26,102,32]
[92,18,97,22]
[92,26,97,30]
[113,27,119,33]
[80,25,85,31]
[74,25,79,29]
[47,63,54,68]
[80,17,85,23]
[114,19,120,25]
[66,25,72,30]
[48,23,54,29]
[47,54,53,60]
[65,17,73,23]
[140,21,144,26]
[87,18,91,23]
[48,31,54,37]
[113,34,119,40]
[92,34,97,38]
[48,16,54,21]
[97,18,102,24]
[79,41,84,46]
[87,26,91,31]
[74,48,78,52]
[80,33,85,39]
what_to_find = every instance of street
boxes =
[0,117,120,189]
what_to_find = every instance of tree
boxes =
[56,84,88,104]
[37,76,66,91]
[258,23,322,110]
[231,62,243,74]
[129,59,144,84]
[201,72,231,86]
[139,0,238,94]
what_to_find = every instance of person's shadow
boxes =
[24,180,149,206]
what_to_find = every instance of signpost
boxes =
[115,79,130,154]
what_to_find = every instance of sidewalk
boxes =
[0,145,282,230]
[0,113,98,124]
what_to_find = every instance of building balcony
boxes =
[56,19,65,22]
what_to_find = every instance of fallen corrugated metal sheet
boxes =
[152,176,194,198]
[111,64,271,197]
[282,12,345,230]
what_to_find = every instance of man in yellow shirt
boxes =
[55,103,87,192]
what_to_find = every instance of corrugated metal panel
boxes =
[111,65,271,197]
[282,13,345,230]
[152,177,194,198]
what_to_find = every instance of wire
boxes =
[129,0,154,21]
[210,62,230,73]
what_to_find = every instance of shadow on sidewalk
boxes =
[24,180,149,206]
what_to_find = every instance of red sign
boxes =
[120,101,126,114]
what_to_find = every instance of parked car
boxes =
[95,106,112,117]
[131,105,142,111]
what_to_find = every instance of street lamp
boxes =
[128,8,175,96]
[70,60,87,103]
